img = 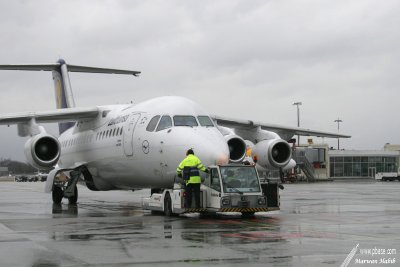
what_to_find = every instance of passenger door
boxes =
[123,113,141,157]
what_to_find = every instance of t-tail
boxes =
[0,59,140,134]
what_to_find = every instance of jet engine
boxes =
[252,139,292,169]
[224,134,246,163]
[24,133,61,169]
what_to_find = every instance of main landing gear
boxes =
[52,168,82,204]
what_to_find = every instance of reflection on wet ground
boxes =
[0,181,399,266]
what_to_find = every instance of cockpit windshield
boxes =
[173,116,198,127]
[197,116,214,127]
[220,166,261,193]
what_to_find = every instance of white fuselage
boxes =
[57,96,230,190]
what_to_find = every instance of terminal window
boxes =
[330,156,397,178]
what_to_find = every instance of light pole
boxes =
[293,102,302,145]
[334,118,343,150]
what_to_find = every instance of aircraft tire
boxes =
[52,186,64,204]
[164,193,173,217]
[68,185,78,204]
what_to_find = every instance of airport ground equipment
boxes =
[142,164,280,217]
[375,167,400,181]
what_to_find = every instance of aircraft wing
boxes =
[213,115,351,139]
[0,107,100,125]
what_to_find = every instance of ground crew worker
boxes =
[177,149,208,208]
[224,169,240,188]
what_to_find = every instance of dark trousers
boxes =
[185,183,201,208]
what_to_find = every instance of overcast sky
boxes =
[0,0,399,161]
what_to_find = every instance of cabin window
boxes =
[173,116,198,127]
[156,115,172,131]
[146,115,160,132]
[198,116,214,127]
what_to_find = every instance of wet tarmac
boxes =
[0,181,399,267]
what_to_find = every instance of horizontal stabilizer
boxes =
[0,63,140,76]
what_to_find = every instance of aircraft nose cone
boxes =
[203,142,229,165]
[191,132,230,166]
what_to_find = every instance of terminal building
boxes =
[293,143,400,180]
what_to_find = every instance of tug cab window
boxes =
[173,116,198,127]
[156,115,172,131]
[198,116,214,127]
[146,115,160,132]
[210,168,221,192]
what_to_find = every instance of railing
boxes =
[293,153,316,182]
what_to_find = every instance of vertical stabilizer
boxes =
[52,59,76,134]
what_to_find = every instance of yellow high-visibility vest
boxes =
[177,154,206,184]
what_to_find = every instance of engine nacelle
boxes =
[282,158,296,171]
[224,134,246,163]
[24,133,61,170]
[252,139,292,169]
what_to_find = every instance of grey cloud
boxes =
[1,0,400,160]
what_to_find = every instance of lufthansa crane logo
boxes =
[142,140,150,154]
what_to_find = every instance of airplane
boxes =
[0,59,351,204]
